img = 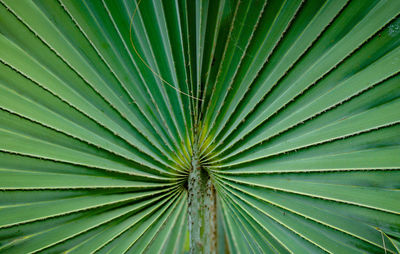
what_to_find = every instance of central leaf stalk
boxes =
[188,144,217,253]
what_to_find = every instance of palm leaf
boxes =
[0,0,399,253]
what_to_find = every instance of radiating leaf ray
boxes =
[221,180,398,252]
[64,191,181,254]
[220,174,400,214]
[0,62,185,174]
[0,0,399,253]
[95,191,182,253]
[129,192,186,254]
[0,190,179,253]
[215,178,322,254]
[201,0,306,157]
[0,189,173,229]
[199,0,267,147]
[205,1,400,161]
[59,0,186,164]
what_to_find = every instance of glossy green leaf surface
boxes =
[0,0,399,253]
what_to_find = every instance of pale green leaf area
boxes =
[0,0,399,253]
